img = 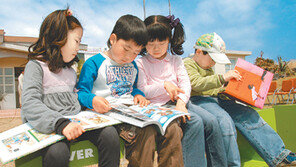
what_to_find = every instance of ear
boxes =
[109,33,117,46]
[195,49,202,55]
[193,49,202,60]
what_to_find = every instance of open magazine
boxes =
[107,104,188,135]
[0,104,187,164]
[0,111,120,164]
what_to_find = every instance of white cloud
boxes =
[0,0,64,37]
[0,0,274,60]
[183,0,272,56]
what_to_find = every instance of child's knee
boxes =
[203,116,220,132]
[43,142,70,167]
[219,118,237,136]
[100,126,120,146]
[166,121,183,139]
[142,125,157,136]
[136,126,158,144]
[187,113,204,130]
[101,126,119,138]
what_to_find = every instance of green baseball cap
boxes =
[194,32,231,64]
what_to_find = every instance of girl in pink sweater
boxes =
[137,15,190,114]
[136,15,215,167]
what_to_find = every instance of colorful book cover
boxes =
[0,111,120,164]
[224,58,274,109]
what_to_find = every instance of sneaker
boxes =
[278,152,296,166]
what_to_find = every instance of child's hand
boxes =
[134,95,150,107]
[164,81,185,102]
[223,70,242,82]
[175,99,191,123]
[62,122,85,141]
[92,96,112,114]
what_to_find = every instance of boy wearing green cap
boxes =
[183,32,296,167]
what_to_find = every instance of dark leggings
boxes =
[42,126,120,167]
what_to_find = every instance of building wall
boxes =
[0,50,27,109]
[0,49,27,59]
[0,47,87,109]
[213,54,247,74]
[0,57,27,67]
[214,63,226,74]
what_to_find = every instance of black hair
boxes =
[107,15,148,48]
[28,7,82,73]
[202,51,208,55]
[141,15,185,56]
[195,49,208,55]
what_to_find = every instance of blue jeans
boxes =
[182,106,207,167]
[218,97,291,167]
[190,96,240,167]
[163,101,207,167]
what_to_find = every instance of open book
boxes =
[224,58,274,109]
[0,104,187,164]
[107,104,188,135]
[0,111,120,164]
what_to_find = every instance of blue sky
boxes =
[0,0,295,63]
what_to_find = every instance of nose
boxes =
[211,61,216,67]
[153,44,160,50]
[126,53,137,62]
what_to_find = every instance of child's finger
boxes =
[182,116,187,123]
[65,133,71,140]
[134,97,139,105]
[101,97,109,104]
[235,73,242,81]
[169,92,174,102]
[137,99,143,107]
[107,105,112,110]
[234,70,240,75]
[103,99,111,109]
[186,115,191,121]
[173,90,178,96]
[140,100,145,107]
[177,88,185,94]
[77,130,83,138]
[173,90,179,100]
[101,104,110,113]
[68,132,74,141]
[143,101,147,107]
[67,136,72,141]
[76,127,84,138]
[145,100,150,106]
[72,131,78,139]
[77,124,85,133]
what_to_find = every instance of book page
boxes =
[0,124,63,164]
[67,111,121,131]
[106,105,149,129]
[129,105,188,134]
[0,112,120,164]
[109,104,188,135]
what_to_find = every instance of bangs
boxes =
[108,15,148,48]
[147,23,171,42]
[123,27,149,47]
